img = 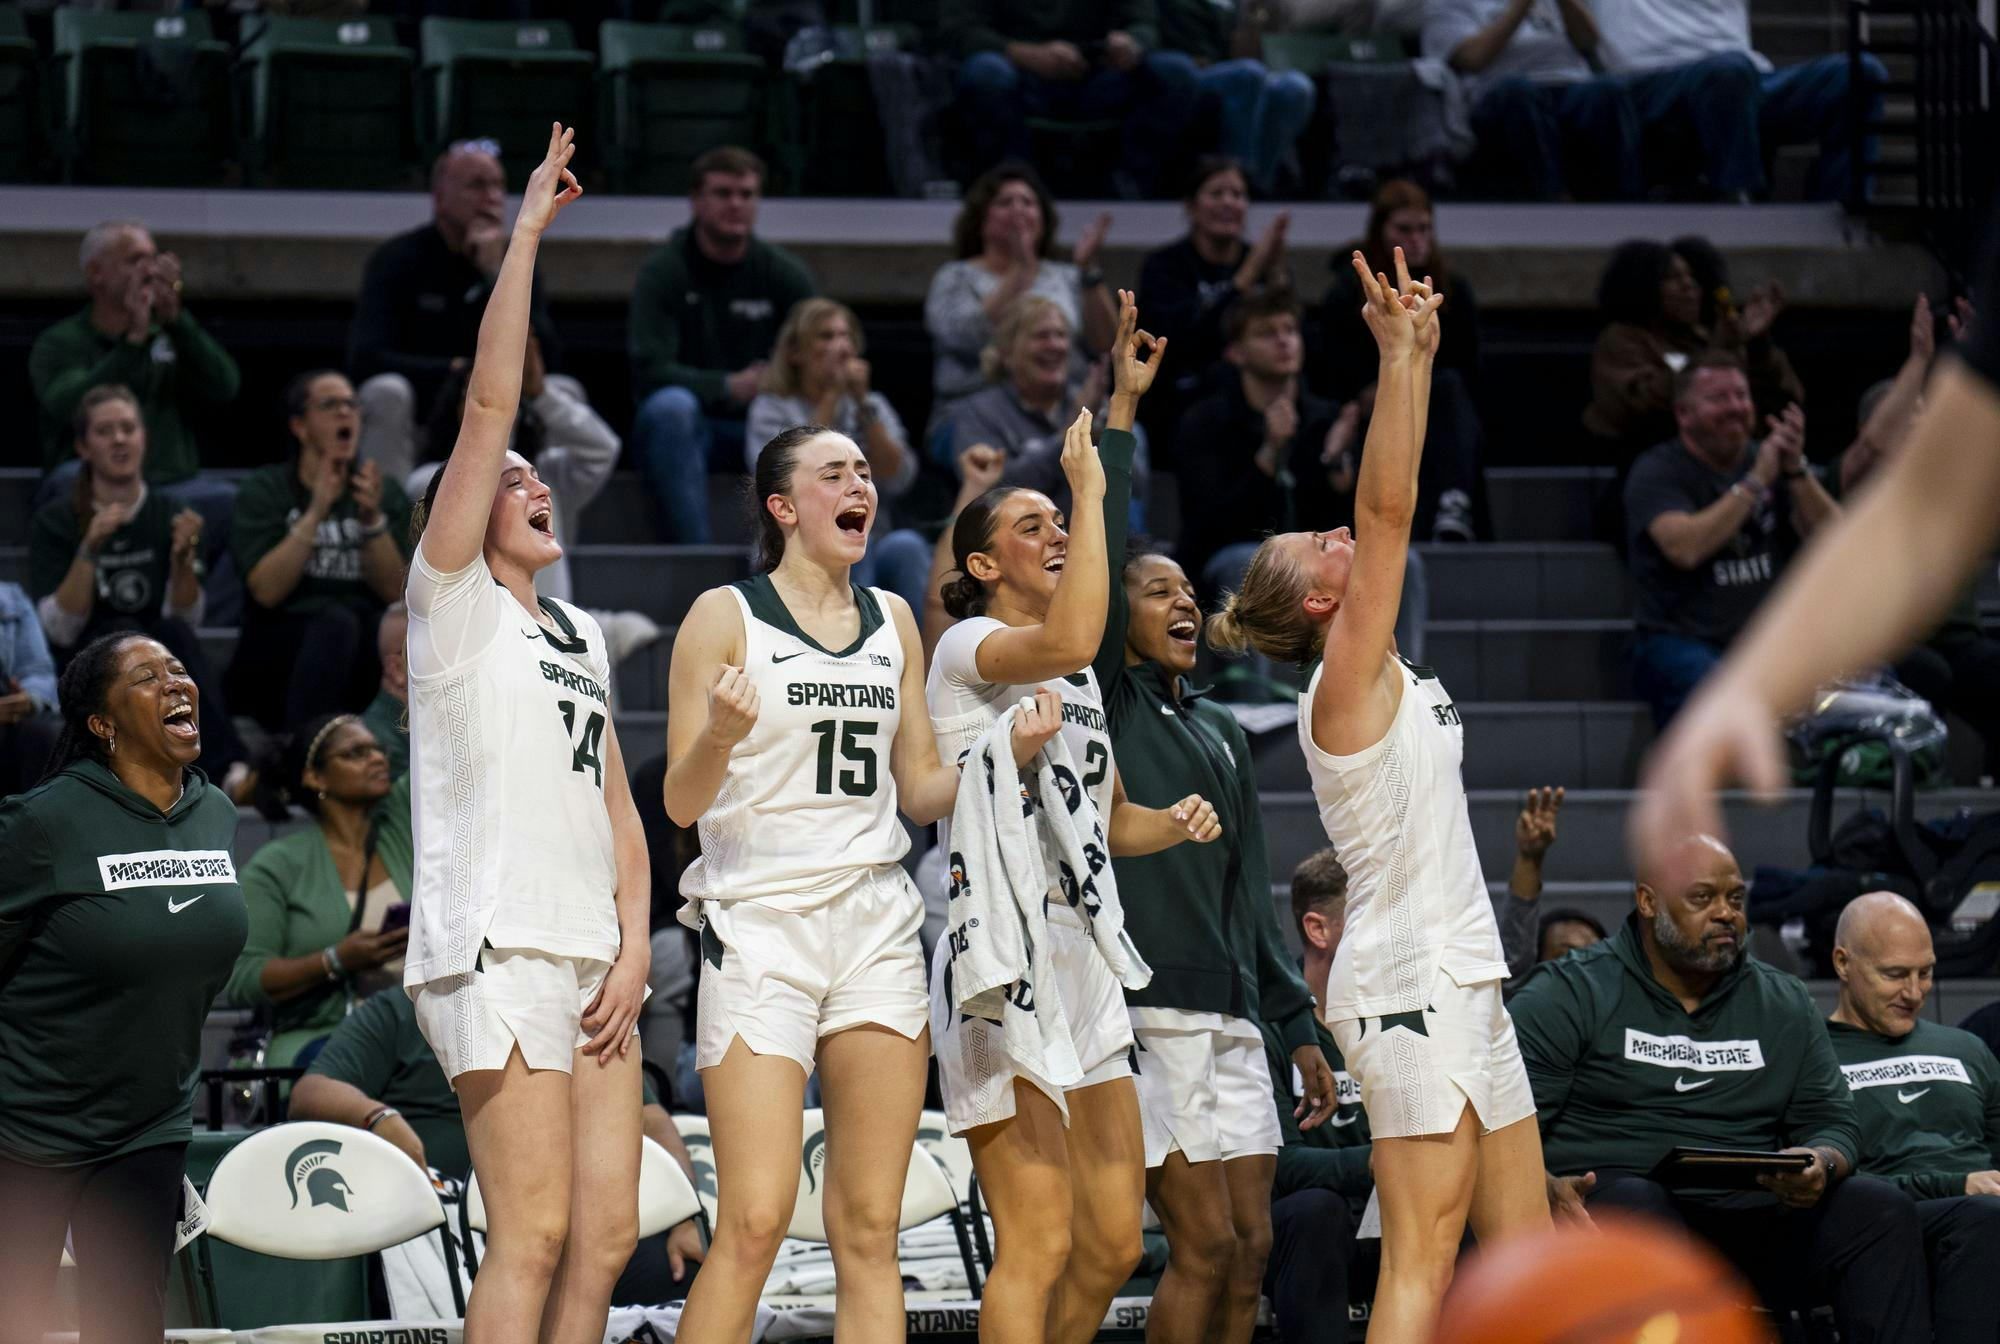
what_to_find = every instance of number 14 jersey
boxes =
[680,575,910,915]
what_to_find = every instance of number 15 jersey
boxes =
[679,575,910,916]
[403,549,620,987]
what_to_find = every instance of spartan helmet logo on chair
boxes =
[284,1138,355,1211]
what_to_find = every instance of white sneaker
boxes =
[591,609,663,667]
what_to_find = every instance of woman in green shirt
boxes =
[226,712,412,1068]
[0,630,247,1344]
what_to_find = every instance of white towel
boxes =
[939,701,1150,1093]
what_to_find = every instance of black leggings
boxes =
[0,1142,189,1344]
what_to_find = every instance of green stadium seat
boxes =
[598,19,764,195]
[0,6,37,182]
[1259,30,1408,75]
[51,8,234,186]
[791,24,918,197]
[420,16,595,185]
[238,14,416,190]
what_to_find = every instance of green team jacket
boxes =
[29,307,241,483]
[1827,1017,2000,1201]
[0,760,246,1165]
[1091,429,1318,1055]
[1509,914,1859,1189]
[627,228,817,414]
[1259,1013,1372,1205]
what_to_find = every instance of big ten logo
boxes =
[869,651,892,668]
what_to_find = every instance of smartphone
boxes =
[379,902,412,932]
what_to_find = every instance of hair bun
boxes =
[1205,601,1251,656]
[940,571,986,621]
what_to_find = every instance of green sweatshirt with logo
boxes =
[1509,914,1859,1192]
[0,759,246,1165]
[1091,430,1318,1055]
[1260,1013,1372,1205]
[1827,1017,2000,1201]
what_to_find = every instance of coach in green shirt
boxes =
[1825,891,2000,1344]
[1510,834,1929,1340]
[0,631,247,1344]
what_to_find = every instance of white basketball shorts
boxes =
[412,944,643,1083]
[1327,972,1537,1140]
[1129,1008,1282,1167]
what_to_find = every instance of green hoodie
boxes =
[1093,441,1318,1055]
[1826,1017,2000,1201]
[1259,1014,1372,1206]
[627,227,817,413]
[0,759,246,1165]
[1509,914,1859,1193]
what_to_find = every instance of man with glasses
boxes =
[348,138,566,482]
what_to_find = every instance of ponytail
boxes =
[941,485,1025,619]
[1204,536,1321,665]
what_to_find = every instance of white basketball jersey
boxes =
[927,615,1115,864]
[403,551,620,987]
[680,577,910,914]
[1298,654,1509,1019]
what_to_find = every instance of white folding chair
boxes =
[195,1121,462,1325]
[672,1112,720,1222]
[916,1108,991,1273]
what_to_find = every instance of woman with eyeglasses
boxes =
[225,369,413,736]
[224,713,412,1070]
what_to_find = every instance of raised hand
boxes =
[1548,1172,1597,1227]
[1167,793,1222,843]
[1515,786,1564,861]
[307,453,348,517]
[1010,688,1065,766]
[516,122,582,238]
[1353,248,1435,360]
[1108,289,1167,401]
[1948,295,1976,343]
[151,251,183,324]
[83,500,135,550]
[958,443,1005,494]
[350,460,384,527]
[1909,292,1936,365]
[1058,405,1104,501]
[169,507,203,569]
[704,665,760,748]
[1764,403,1807,471]
[121,269,155,341]
[1073,210,1112,271]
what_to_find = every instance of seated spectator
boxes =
[947,295,1150,520]
[1491,786,1568,984]
[358,602,409,780]
[1834,298,2000,777]
[1594,0,1884,201]
[1624,355,1837,727]
[290,988,707,1301]
[1158,2,1315,196]
[28,385,250,793]
[229,371,411,734]
[348,140,565,484]
[1536,908,1606,964]
[1825,891,2000,1342]
[1136,155,1292,449]
[925,163,1115,418]
[228,714,410,1069]
[408,343,659,668]
[1315,180,1483,540]
[1583,240,1804,463]
[628,146,817,543]
[1176,288,1357,596]
[28,220,241,531]
[944,0,1199,198]
[0,581,62,796]
[1511,832,1932,1338]
[1422,0,1641,201]
[745,299,930,610]
[1260,848,1375,1339]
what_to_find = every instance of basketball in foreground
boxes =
[1433,1215,1775,1343]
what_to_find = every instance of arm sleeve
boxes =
[404,546,506,676]
[1621,450,1695,542]
[1781,1002,1860,1168]
[303,994,400,1097]
[1274,1144,1375,1201]
[1089,428,1138,696]
[29,327,158,436]
[164,313,241,407]
[628,248,728,409]
[1493,887,1542,983]
[1507,967,1587,1130]
[1884,1169,1973,1201]
[35,594,86,650]
[925,264,994,382]
[224,850,292,1009]
[942,0,1009,57]
[347,245,455,387]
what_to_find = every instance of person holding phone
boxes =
[225,713,413,1069]
[227,370,413,734]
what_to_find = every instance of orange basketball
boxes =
[1433,1215,1775,1344]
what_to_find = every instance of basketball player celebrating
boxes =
[664,417,1064,1340]
[1205,251,1550,1343]
[929,294,1223,1344]
[400,127,651,1344]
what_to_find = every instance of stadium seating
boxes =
[598,19,765,195]
[419,16,595,185]
[51,8,233,186]
[788,24,922,198]
[0,6,35,183]
[237,14,416,190]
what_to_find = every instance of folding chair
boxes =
[672,1112,721,1222]
[193,1121,463,1326]
[236,14,415,189]
[598,19,764,194]
[50,8,232,185]
[419,16,594,183]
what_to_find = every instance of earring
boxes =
[105,730,116,755]
[318,790,327,801]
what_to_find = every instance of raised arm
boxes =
[662,587,755,828]
[1311,251,1440,755]
[418,124,581,576]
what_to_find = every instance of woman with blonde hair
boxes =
[747,298,928,608]
[1207,250,1548,1344]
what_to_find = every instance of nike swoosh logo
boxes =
[771,650,811,663]
[1898,1087,1931,1104]
[1159,704,1176,716]
[1673,1076,1714,1092]
[166,893,205,914]
[1330,1112,1362,1127]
